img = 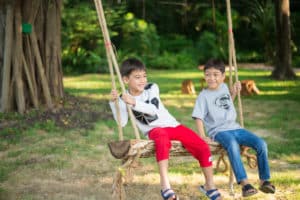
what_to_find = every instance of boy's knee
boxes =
[200,141,210,152]
[257,139,268,152]
[149,128,168,140]
[223,140,240,152]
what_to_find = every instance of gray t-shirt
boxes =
[192,83,241,139]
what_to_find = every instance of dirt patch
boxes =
[0,94,112,139]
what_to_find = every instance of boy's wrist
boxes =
[131,99,136,107]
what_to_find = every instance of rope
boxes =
[94,1,142,199]
[226,0,258,196]
[226,0,237,195]
[112,150,142,200]
[226,0,244,127]
[94,0,140,140]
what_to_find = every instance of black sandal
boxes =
[161,189,179,200]
[259,181,275,194]
[242,184,258,197]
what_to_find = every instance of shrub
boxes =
[61,2,127,74]
[120,12,160,59]
[148,51,197,69]
[159,34,193,53]
[195,31,226,64]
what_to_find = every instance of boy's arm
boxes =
[230,81,241,101]
[124,83,161,116]
[109,90,128,127]
[195,118,213,143]
[121,93,159,116]
[195,118,206,138]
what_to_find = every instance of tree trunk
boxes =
[0,3,14,112]
[0,0,64,113]
[13,0,25,113]
[0,3,5,98]
[272,0,296,80]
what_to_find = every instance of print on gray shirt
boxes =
[215,94,231,110]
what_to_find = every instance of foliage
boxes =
[159,34,193,53]
[291,12,300,68]
[62,2,105,73]
[195,31,226,63]
[60,0,299,73]
[119,12,160,59]
[241,0,276,64]
[61,1,128,74]
[236,51,264,62]
[148,50,197,70]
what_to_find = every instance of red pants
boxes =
[148,125,212,167]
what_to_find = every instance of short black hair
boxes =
[120,58,146,77]
[204,58,225,73]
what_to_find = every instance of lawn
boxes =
[0,67,300,200]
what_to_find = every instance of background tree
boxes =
[272,0,296,79]
[0,0,63,114]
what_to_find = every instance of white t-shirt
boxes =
[109,83,179,136]
[192,83,241,139]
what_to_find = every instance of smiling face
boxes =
[204,67,226,90]
[123,69,147,96]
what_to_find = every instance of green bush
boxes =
[236,51,264,63]
[120,12,160,58]
[159,34,193,53]
[195,31,226,64]
[61,2,127,74]
[148,51,197,69]
[293,56,300,68]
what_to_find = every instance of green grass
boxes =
[0,68,299,199]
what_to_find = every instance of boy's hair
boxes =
[120,58,146,77]
[204,58,225,73]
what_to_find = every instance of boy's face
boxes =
[204,67,225,90]
[123,69,147,96]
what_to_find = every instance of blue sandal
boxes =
[161,189,179,200]
[199,185,221,200]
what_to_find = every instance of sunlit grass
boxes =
[63,69,300,101]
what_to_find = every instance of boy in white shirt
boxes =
[110,58,222,200]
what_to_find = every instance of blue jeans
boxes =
[214,129,270,184]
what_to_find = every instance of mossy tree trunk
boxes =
[0,0,64,114]
[272,0,296,80]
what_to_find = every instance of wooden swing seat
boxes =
[108,139,222,159]
[108,139,257,174]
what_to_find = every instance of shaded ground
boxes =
[0,94,111,139]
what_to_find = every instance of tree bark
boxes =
[0,5,5,97]
[272,0,296,80]
[0,0,63,113]
[13,0,25,113]
[0,3,13,112]
[30,30,53,108]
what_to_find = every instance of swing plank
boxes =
[108,140,223,159]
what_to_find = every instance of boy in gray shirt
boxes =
[192,59,275,197]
